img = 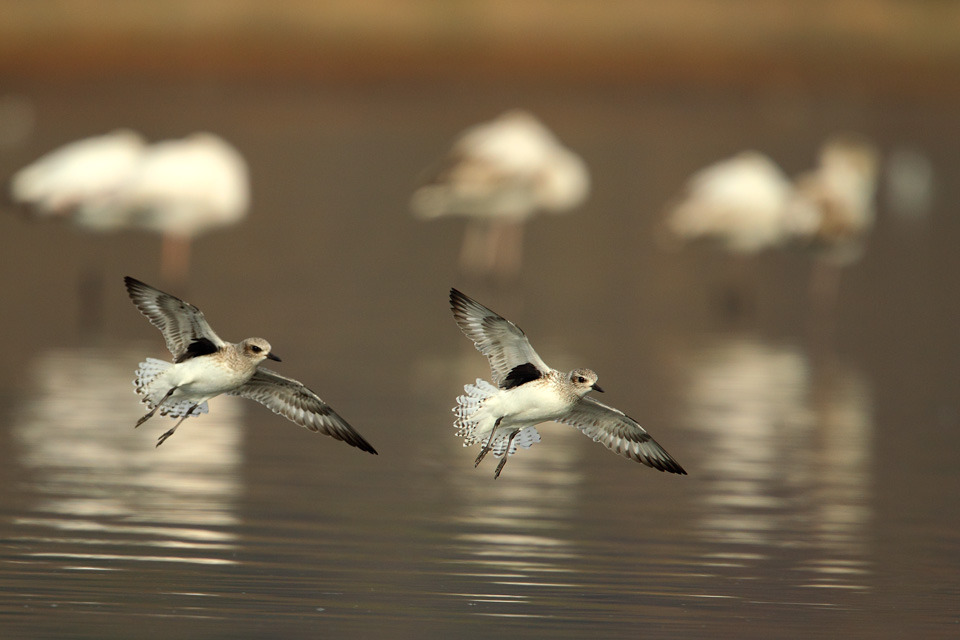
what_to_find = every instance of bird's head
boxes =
[569,368,603,396]
[241,337,281,363]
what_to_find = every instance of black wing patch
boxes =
[176,337,220,363]
[501,362,542,390]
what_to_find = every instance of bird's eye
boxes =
[250,345,262,353]
[577,376,586,383]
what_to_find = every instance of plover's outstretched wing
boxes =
[559,397,686,474]
[450,288,550,387]
[231,368,377,455]
[125,276,225,361]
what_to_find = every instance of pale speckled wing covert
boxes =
[450,288,550,386]
[231,368,378,455]
[559,397,687,474]
[124,276,224,360]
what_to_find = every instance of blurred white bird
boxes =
[663,151,793,255]
[663,135,880,311]
[411,110,590,277]
[10,129,146,226]
[108,133,250,283]
[784,136,881,262]
[11,131,250,284]
[783,135,880,306]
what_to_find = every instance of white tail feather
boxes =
[491,425,541,457]
[453,378,498,444]
[133,358,208,418]
[134,358,171,402]
[453,378,541,456]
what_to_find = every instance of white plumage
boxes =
[663,135,880,310]
[455,379,542,457]
[412,110,590,276]
[665,136,880,259]
[10,129,146,226]
[134,357,209,418]
[11,131,250,283]
[113,133,249,239]
[664,151,793,254]
[784,136,881,264]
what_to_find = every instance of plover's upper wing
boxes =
[450,288,550,387]
[559,397,686,475]
[231,368,377,455]
[125,276,225,360]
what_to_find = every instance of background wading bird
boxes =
[412,110,590,278]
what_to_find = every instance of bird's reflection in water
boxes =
[417,350,583,615]
[676,336,873,591]
[446,430,583,614]
[12,347,244,567]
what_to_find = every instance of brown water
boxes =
[0,78,957,638]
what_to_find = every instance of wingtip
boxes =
[659,457,687,475]
[662,445,687,475]
[354,436,379,455]
[450,287,476,324]
[123,275,149,298]
[650,450,687,475]
[449,287,490,325]
[449,287,467,309]
[337,421,378,455]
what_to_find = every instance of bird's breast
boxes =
[497,381,571,422]
[167,356,253,395]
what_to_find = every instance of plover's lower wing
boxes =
[559,397,686,475]
[231,368,377,455]
[125,276,224,360]
[450,288,550,387]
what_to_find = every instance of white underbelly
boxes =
[493,383,571,425]
[163,358,251,398]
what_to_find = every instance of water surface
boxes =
[0,78,957,638]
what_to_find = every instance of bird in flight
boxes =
[449,288,685,478]
[124,276,376,454]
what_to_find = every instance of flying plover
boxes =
[124,276,376,453]
[449,288,686,478]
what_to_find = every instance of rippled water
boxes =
[0,78,957,638]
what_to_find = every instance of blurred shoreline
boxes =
[1,0,958,97]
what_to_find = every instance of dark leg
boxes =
[135,387,177,428]
[156,403,199,447]
[474,418,502,467]
[493,430,520,479]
